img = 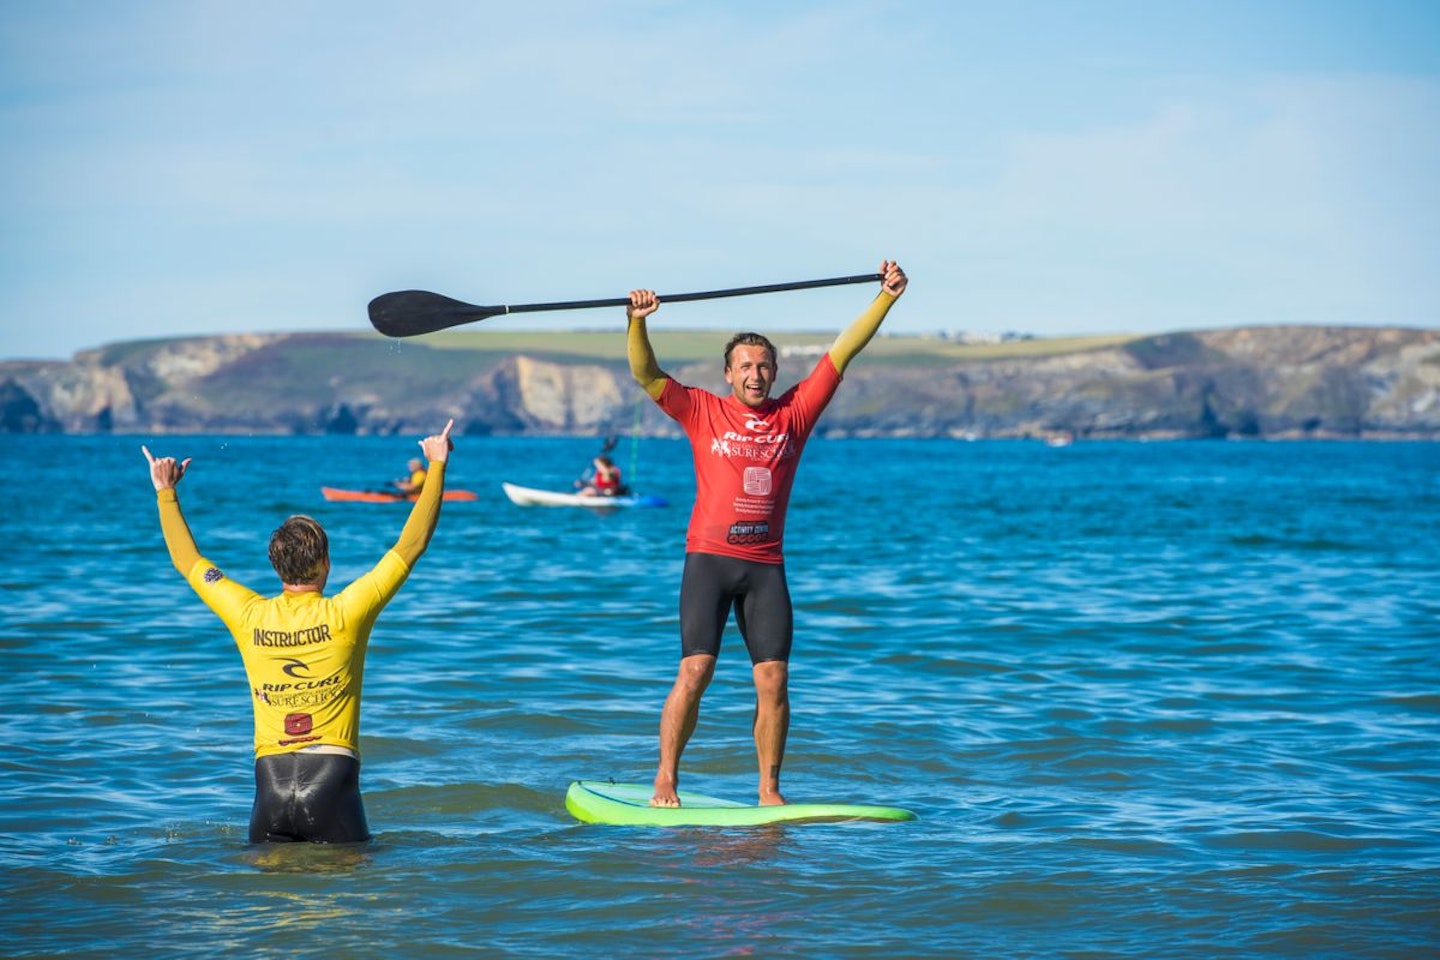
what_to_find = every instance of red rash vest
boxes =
[656,353,841,564]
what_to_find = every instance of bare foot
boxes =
[759,787,787,807]
[651,776,681,808]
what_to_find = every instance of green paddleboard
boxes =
[565,780,918,827]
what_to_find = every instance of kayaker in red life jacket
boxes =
[577,456,625,497]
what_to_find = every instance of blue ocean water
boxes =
[1,434,1437,959]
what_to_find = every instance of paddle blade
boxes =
[368,290,507,337]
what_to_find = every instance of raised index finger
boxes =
[141,444,156,465]
[440,419,454,441]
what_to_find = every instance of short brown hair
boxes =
[723,332,778,370]
[268,515,329,585]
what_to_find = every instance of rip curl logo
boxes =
[203,567,224,584]
[711,433,791,462]
[727,520,771,545]
[280,657,313,679]
[745,416,771,431]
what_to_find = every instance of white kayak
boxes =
[501,482,668,510]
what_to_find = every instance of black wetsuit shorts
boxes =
[679,552,793,664]
[250,752,370,844]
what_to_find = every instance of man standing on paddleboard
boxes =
[142,420,455,842]
[627,261,908,807]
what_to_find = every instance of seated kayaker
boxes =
[577,455,625,497]
[392,458,426,495]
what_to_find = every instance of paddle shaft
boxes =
[369,272,884,338]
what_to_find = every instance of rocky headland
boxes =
[2,325,1437,440]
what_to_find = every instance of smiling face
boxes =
[724,342,777,408]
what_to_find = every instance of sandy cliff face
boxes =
[2,326,1437,438]
[5,352,141,431]
[508,356,626,431]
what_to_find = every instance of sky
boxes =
[2,0,1437,360]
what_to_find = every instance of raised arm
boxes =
[142,445,202,576]
[626,289,668,400]
[827,260,908,376]
[391,420,454,567]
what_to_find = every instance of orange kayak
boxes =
[321,486,479,503]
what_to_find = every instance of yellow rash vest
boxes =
[155,463,445,758]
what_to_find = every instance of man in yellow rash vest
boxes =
[393,456,427,495]
[142,420,455,843]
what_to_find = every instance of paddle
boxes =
[368,272,884,338]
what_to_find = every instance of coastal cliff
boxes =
[2,326,1437,439]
